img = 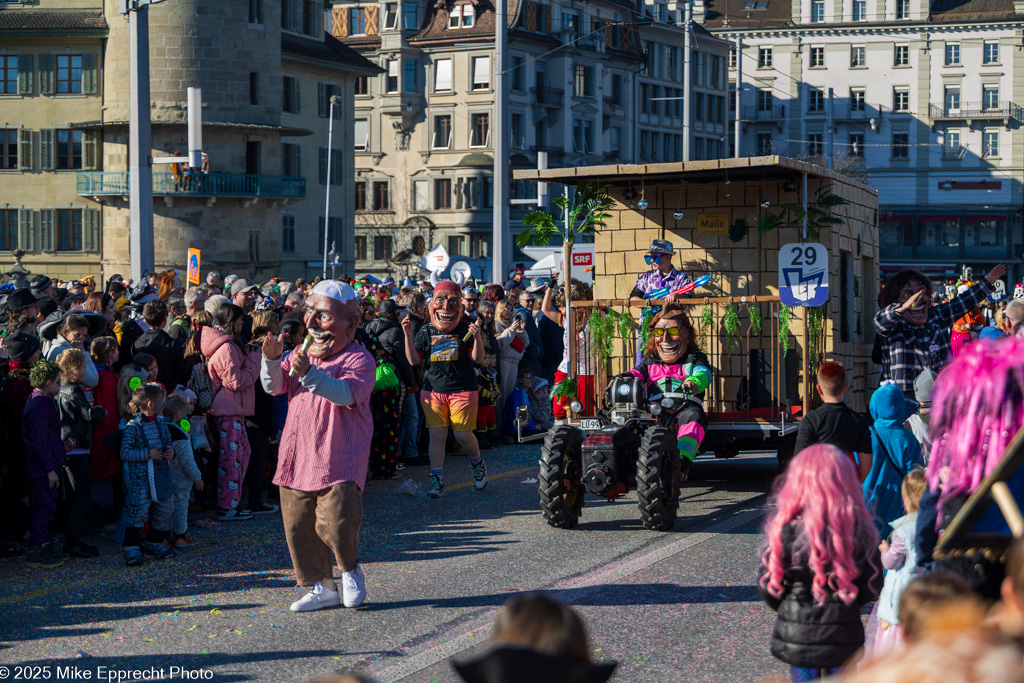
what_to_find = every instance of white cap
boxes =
[311,280,357,306]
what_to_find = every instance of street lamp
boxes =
[327,242,341,280]
[322,94,343,279]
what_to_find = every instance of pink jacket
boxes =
[199,326,260,417]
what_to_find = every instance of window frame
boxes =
[434,177,452,209]
[434,58,453,92]
[471,55,491,90]
[0,129,17,170]
[893,87,910,112]
[849,132,864,157]
[891,131,909,159]
[348,7,367,34]
[894,44,909,67]
[944,129,962,158]
[281,213,296,253]
[850,88,866,111]
[56,208,83,251]
[850,45,866,68]
[384,3,398,29]
[982,130,999,158]
[433,114,452,149]
[373,235,393,261]
[372,180,390,211]
[983,85,999,111]
[55,54,83,95]
[56,128,83,170]
[757,47,772,69]
[983,41,999,64]
[809,46,825,68]
[0,53,17,95]
[354,181,367,211]
[810,0,825,22]
[469,112,490,148]
[808,88,824,113]
[852,0,866,21]
[944,42,960,66]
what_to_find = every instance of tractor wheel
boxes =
[539,425,585,529]
[637,426,681,531]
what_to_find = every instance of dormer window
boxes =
[448,3,475,28]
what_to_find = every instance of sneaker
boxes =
[341,565,366,608]
[247,501,279,516]
[471,459,488,491]
[426,474,444,499]
[217,509,254,522]
[395,461,406,471]
[123,546,145,567]
[25,544,65,569]
[290,582,341,612]
[65,542,100,558]
[140,540,174,560]
[174,533,199,548]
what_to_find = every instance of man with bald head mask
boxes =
[261,280,377,612]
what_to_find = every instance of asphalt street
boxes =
[0,445,786,683]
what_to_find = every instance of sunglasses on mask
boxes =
[644,254,663,266]
[651,327,682,337]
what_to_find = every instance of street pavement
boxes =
[0,445,786,683]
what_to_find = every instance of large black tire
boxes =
[539,426,585,529]
[636,426,681,531]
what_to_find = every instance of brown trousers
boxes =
[279,481,362,586]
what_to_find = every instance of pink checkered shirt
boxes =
[271,342,376,492]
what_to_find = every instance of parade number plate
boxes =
[581,419,602,430]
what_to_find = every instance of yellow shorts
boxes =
[420,390,479,432]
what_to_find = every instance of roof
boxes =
[700,0,1018,28]
[282,32,382,75]
[70,120,315,137]
[0,10,108,34]
[513,156,876,193]
[929,0,1019,22]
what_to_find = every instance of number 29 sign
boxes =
[778,243,829,307]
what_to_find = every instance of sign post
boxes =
[187,248,201,285]
[778,242,829,416]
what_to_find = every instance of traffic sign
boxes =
[990,279,1007,302]
[778,243,829,307]
[187,248,201,286]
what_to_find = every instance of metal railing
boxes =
[77,172,306,198]
[929,101,1024,123]
[740,105,786,121]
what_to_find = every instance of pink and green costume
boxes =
[627,349,711,463]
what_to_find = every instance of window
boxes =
[534,119,546,148]
[810,0,824,22]
[355,236,367,260]
[850,45,865,67]
[434,58,453,91]
[0,209,16,251]
[355,181,367,210]
[249,0,264,23]
[511,56,524,91]
[510,113,525,148]
[561,11,580,40]
[893,87,909,112]
[56,129,82,170]
[354,119,369,151]
[472,56,490,90]
[373,181,390,210]
[983,86,999,110]
[249,72,259,104]
[448,4,474,28]
[757,89,772,111]
[892,132,909,158]
[282,142,301,176]
[354,76,368,96]
[651,86,661,116]
[413,179,429,210]
[302,0,318,35]
[611,73,623,103]
[852,0,866,20]
[282,0,300,30]
[966,217,1004,247]
[386,60,399,93]
[403,59,417,92]
[281,214,295,253]
[895,0,909,18]
[0,54,15,94]
[849,132,864,157]
[448,235,465,256]
[403,1,419,29]
[610,126,622,152]
[0,129,16,170]
[572,119,594,153]
[807,132,823,156]
[639,83,648,113]
[319,147,342,184]
[433,114,452,148]
[944,129,961,158]
[729,50,737,69]
[808,88,824,113]
[384,3,398,28]
[944,43,960,65]
[944,87,960,112]
[282,76,299,113]
[464,177,479,209]
[810,46,825,68]
[850,88,866,111]
[894,44,909,66]
[470,235,488,259]
[435,178,451,209]
[56,209,82,251]
[470,112,489,147]
[983,130,999,157]
[321,83,342,118]
[756,132,772,155]
[758,47,772,68]
[983,41,999,64]
[483,176,492,207]
[349,7,367,34]
[573,64,593,98]
[535,4,548,33]
[56,54,83,94]
[374,235,393,260]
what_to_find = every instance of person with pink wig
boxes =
[914,335,1024,598]
[758,444,882,681]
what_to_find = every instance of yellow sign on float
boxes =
[696,212,730,236]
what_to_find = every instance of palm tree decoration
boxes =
[756,183,848,241]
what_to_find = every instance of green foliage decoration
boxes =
[698,305,714,351]
[552,378,577,402]
[722,302,740,352]
[756,184,848,241]
[807,306,825,374]
[748,304,762,337]
[728,218,750,243]
[589,308,618,375]
[778,305,792,356]
[515,183,615,249]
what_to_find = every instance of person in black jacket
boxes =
[133,300,187,391]
[757,444,882,680]
[365,300,415,394]
[244,311,281,515]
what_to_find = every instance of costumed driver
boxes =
[260,280,377,612]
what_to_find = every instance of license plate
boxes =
[581,419,602,430]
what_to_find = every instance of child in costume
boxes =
[89,336,122,517]
[758,444,882,680]
[164,394,204,548]
[864,381,922,533]
[625,305,711,480]
[475,349,500,451]
[529,378,554,432]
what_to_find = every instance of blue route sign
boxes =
[779,243,829,307]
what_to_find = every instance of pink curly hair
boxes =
[928,336,1024,514]
[760,444,879,605]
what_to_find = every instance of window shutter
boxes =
[603,22,612,45]
[83,131,99,170]
[40,129,54,170]
[294,78,300,113]
[319,147,327,184]
[333,6,348,36]
[365,5,379,34]
[318,82,326,117]
[18,209,33,252]
[525,2,536,31]
[40,209,54,252]
[82,53,98,94]
[621,26,632,50]
[38,54,53,95]
[83,208,99,252]
[544,8,551,33]
[294,145,301,176]
[17,54,33,95]
[17,129,33,171]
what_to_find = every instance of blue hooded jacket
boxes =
[864,383,922,533]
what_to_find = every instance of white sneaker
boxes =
[289,582,341,612]
[341,565,366,608]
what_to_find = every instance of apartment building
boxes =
[0,0,377,283]
[329,0,732,279]
[698,0,1024,281]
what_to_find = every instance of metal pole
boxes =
[322,97,338,279]
[802,171,808,240]
[187,87,202,169]
[734,36,742,158]
[826,87,834,170]
[492,0,510,283]
[128,3,155,283]
[563,185,574,389]
[682,1,693,162]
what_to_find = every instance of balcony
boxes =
[531,86,564,109]
[929,101,1024,129]
[832,104,873,121]
[604,96,624,114]
[740,105,786,121]
[77,172,306,199]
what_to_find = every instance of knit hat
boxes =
[6,331,41,362]
[914,368,937,406]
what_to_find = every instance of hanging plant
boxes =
[748,303,762,337]
[778,305,792,356]
[552,377,577,402]
[639,307,655,356]
[722,301,740,352]
[728,218,750,243]
[588,308,617,374]
[698,305,714,350]
[616,308,635,342]
[807,306,825,374]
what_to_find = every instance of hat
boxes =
[6,287,47,312]
[37,310,106,342]
[310,279,357,306]
[527,278,546,294]
[648,239,675,255]
[504,279,524,292]
[37,299,58,318]
[232,279,258,294]
[6,331,41,363]
[462,285,479,298]
[914,368,937,406]
[378,299,399,317]
[381,276,395,287]
[30,275,52,294]
[979,326,1006,342]
[127,281,158,305]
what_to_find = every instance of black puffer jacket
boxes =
[58,383,107,450]
[364,317,414,388]
[757,523,882,668]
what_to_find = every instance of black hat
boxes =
[127,281,157,305]
[378,300,399,317]
[6,287,47,312]
[30,275,52,294]
[6,331,41,363]
[38,299,58,319]
[38,310,107,342]
[648,239,675,255]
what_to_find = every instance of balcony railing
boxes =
[929,101,1024,123]
[77,172,306,198]
[832,104,872,121]
[740,105,786,121]
[531,86,564,107]
[604,96,624,112]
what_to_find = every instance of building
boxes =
[329,0,732,279]
[698,0,1024,282]
[0,0,378,284]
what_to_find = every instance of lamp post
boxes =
[322,95,343,279]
